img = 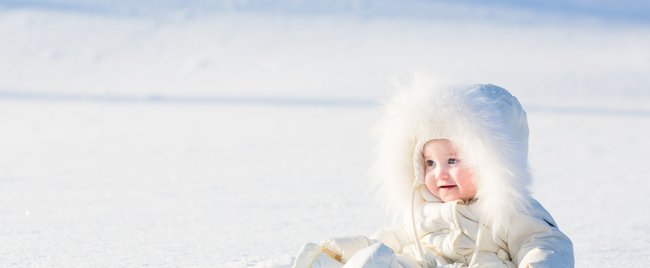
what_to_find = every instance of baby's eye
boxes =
[448,158,459,166]
[426,160,436,167]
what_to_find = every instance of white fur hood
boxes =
[371,78,533,233]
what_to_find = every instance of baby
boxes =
[292,80,574,267]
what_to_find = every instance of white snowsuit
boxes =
[369,198,573,267]
[292,80,574,267]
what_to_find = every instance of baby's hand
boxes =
[292,242,342,268]
[291,236,372,268]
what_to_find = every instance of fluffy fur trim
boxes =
[370,76,533,236]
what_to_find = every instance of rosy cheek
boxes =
[457,168,476,189]
[425,182,438,198]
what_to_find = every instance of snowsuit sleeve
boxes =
[370,225,413,253]
[506,200,574,268]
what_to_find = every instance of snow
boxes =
[1,1,649,267]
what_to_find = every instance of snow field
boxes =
[1,99,649,266]
[1,3,650,267]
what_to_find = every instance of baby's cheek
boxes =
[456,168,477,191]
[424,179,439,197]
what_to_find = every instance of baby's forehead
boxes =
[423,138,453,147]
[422,139,458,155]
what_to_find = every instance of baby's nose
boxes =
[436,166,450,179]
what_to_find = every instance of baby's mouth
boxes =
[438,185,457,189]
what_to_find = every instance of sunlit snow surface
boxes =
[1,1,650,267]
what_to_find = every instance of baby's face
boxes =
[422,139,477,202]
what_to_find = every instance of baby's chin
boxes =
[437,192,474,203]
[427,186,475,203]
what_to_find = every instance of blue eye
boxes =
[426,160,436,167]
[448,158,459,166]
